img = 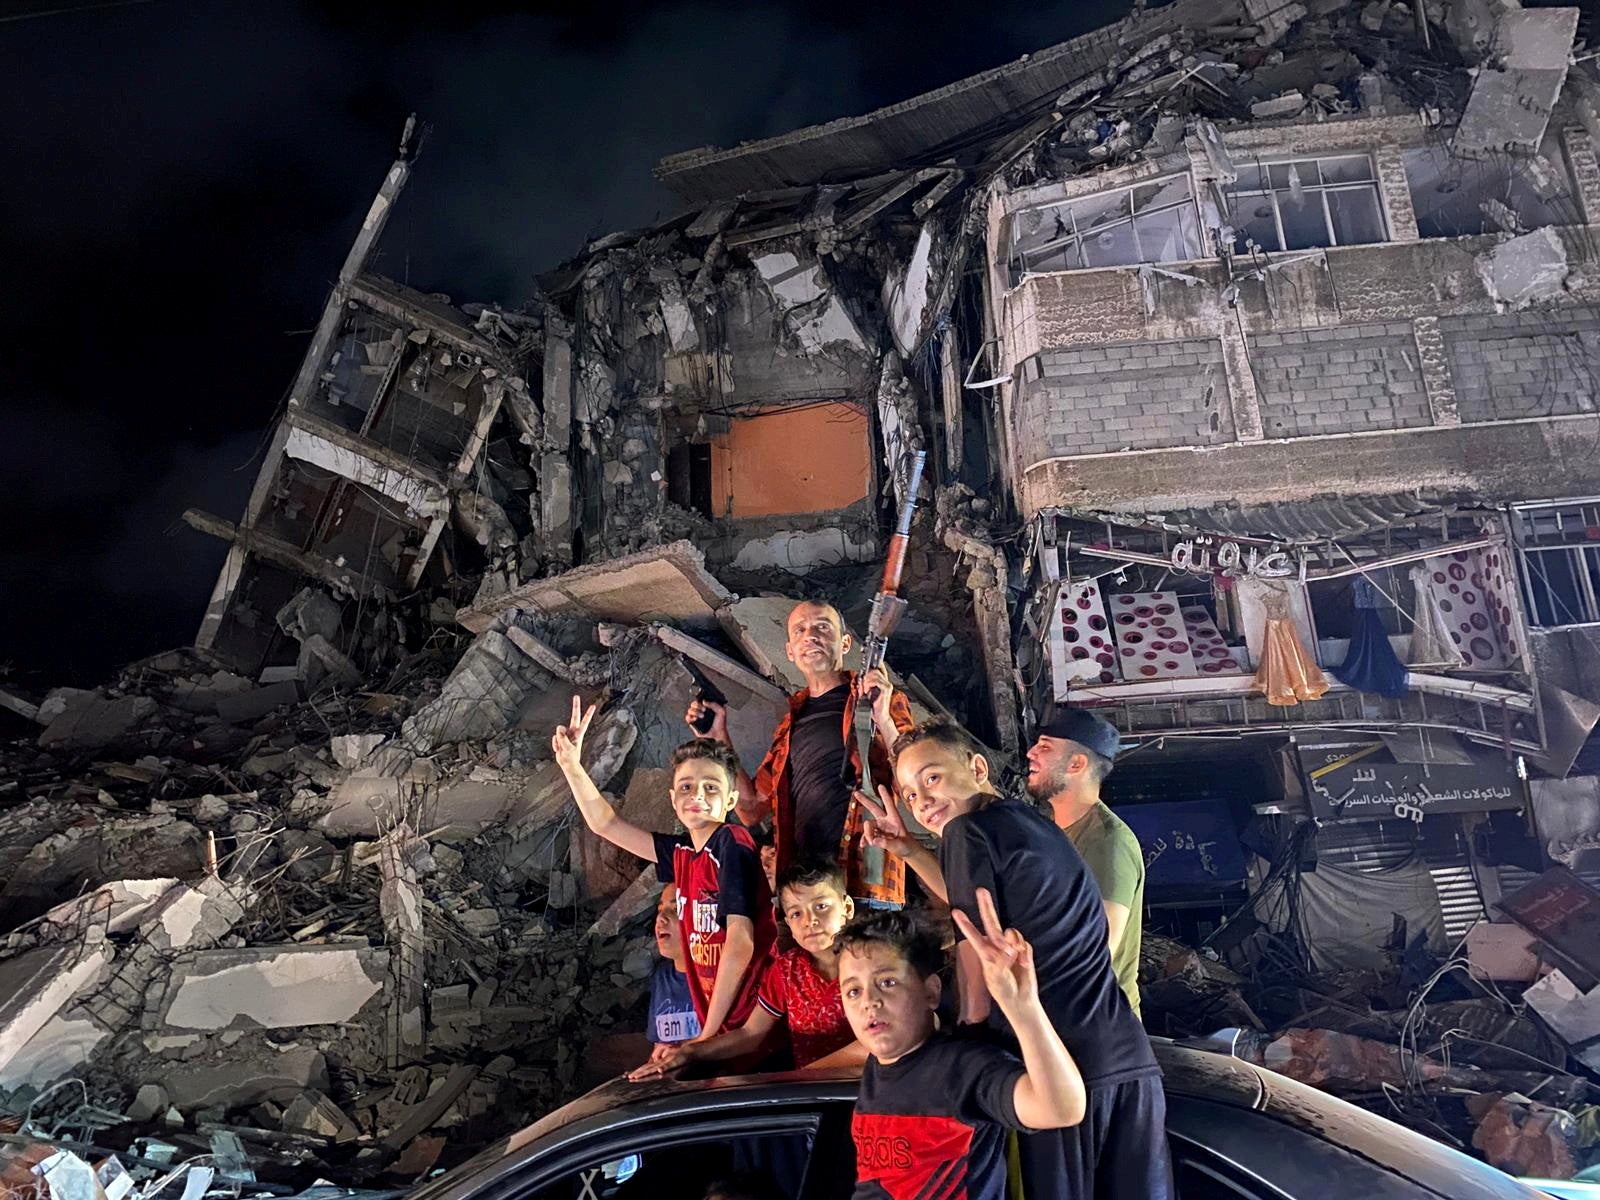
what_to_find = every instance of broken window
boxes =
[1229,155,1387,255]
[1515,500,1600,628]
[1008,174,1205,280]
[1402,148,1576,239]
[667,441,714,518]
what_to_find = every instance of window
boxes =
[1229,155,1387,255]
[1009,174,1205,279]
[1403,147,1578,238]
[1515,501,1600,628]
[524,1122,825,1200]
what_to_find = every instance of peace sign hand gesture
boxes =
[950,887,1038,1012]
[551,695,597,772]
[855,785,918,859]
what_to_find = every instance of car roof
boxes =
[413,1042,1543,1200]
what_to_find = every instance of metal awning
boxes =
[1061,492,1484,546]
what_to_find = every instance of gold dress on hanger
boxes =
[1251,582,1329,705]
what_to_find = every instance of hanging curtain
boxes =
[1332,576,1409,697]
[1407,564,1467,667]
[1251,581,1329,705]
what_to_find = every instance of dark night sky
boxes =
[0,0,1126,691]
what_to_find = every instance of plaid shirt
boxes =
[752,671,915,906]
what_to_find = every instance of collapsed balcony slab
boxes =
[154,945,387,1033]
[456,540,732,635]
[0,945,111,1082]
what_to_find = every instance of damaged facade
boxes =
[6,0,1600,1189]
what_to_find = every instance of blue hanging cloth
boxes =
[1332,576,1409,698]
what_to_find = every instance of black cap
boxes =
[1034,708,1121,761]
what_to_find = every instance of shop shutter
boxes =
[1426,863,1486,941]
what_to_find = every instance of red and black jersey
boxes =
[851,1035,1025,1200]
[755,947,853,1067]
[653,824,777,1031]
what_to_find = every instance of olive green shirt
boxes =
[1063,800,1144,1016]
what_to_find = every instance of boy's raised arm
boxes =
[553,696,656,862]
[952,889,1086,1131]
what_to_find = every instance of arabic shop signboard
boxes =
[1169,538,1297,580]
[1499,866,1600,982]
[1119,799,1248,891]
[1297,740,1523,824]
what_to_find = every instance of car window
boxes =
[521,1120,821,1200]
[1170,1137,1293,1200]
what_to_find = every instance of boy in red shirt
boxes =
[554,697,776,1044]
[631,859,866,1078]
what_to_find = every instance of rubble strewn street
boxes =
[6,0,1600,1190]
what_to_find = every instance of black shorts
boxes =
[1015,1071,1174,1200]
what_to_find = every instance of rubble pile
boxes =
[1138,915,1600,1177]
[0,591,786,1194]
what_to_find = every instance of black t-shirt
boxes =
[941,797,1157,1086]
[786,683,851,862]
[852,1035,1026,1200]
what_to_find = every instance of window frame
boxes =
[1008,172,1205,278]
[1229,153,1389,254]
[1514,500,1600,630]
[466,1103,852,1200]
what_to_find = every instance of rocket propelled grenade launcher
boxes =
[850,449,927,884]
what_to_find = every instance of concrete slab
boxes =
[160,1046,328,1110]
[215,681,302,725]
[34,879,179,937]
[0,1014,108,1092]
[1454,9,1578,158]
[140,877,250,952]
[328,732,384,771]
[159,945,386,1032]
[456,540,731,635]
[0,945,111,1077]
[37,695,157,751]
[317,747,441,836]
[718,595,810,692]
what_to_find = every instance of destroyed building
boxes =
[4,0,1600,1190]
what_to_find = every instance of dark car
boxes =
[409,1040,1552,1200]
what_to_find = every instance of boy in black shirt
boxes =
[859,718,1173,1200]
[838,899,1085,1200]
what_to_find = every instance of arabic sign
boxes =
[1119,799,1248,890]
[1170,537,1297,580]
[1297,741,1523,823]
[1499,866,1600,982]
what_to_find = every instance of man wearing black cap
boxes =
[1026,708,1146,1016]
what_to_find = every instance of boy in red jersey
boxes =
[630,858,866,1078]
[554,697,776,1045]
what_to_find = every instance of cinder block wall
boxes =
[1441,308,1600,422]
[1022,338,1233,458]
[1247,322,1431,437]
